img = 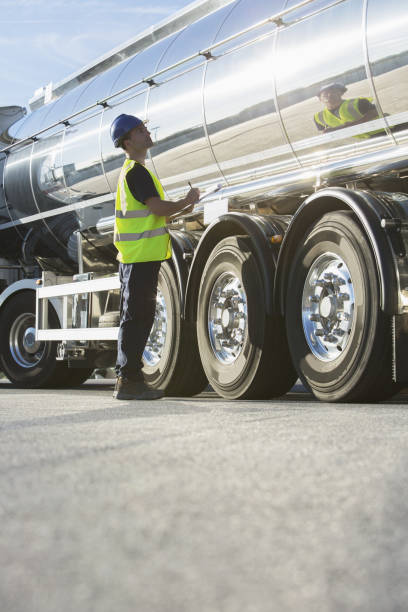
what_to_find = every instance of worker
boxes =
[314,83,382,139]
[110,113,200,400]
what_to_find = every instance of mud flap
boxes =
[392,314,408,383]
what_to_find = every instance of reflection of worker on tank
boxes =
[314,83,381,139]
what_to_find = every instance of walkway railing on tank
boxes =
[0,0,346,155]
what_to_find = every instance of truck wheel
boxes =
[197,236,296,399]
[285,211,401,402]
[0,291,67,388]
[142,261,207,396]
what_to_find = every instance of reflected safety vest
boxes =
[314,98,382,140]
[114,159,171,264]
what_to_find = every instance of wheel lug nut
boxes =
[313,280,326,287]
[309,314,320,322]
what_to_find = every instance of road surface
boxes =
[1,380,408,612]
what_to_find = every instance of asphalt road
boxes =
[1,380,408,612]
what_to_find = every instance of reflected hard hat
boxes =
[110,114,143,147]
[318,82,347,96]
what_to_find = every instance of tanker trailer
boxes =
[1,0,408,402]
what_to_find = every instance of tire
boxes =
[142,261,207,396]
[0,291,67,388]
[285,211,401,402]
[197,236,297,399]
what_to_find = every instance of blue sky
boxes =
[0,0,193,109]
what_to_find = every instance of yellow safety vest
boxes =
[314,98,382,140]
[114,159,172,263]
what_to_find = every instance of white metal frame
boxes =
[36,275,121,342]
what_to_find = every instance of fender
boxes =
[0,279,62,325]
[275,187,401,316]
[0,279,37,309]
[183,212,286,321]
[168,229,198,311]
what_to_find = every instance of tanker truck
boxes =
[1,0,408,402]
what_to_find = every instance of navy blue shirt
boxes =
[126,163,159,204]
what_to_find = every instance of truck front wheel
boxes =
[0,291,67,388]
[285,211,401,402]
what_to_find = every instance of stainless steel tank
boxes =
[1,0,407,267]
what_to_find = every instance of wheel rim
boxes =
[144,289,167,367]
[207,271,248,364]
[302,253,355,362]
[9,313,45,368]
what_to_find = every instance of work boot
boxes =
[113,376,164,400]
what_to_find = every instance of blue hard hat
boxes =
[110,113,143,147]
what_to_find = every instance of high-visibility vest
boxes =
[314,98,382,139]
[114,159,171,263]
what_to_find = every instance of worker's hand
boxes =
[184,187,200,206]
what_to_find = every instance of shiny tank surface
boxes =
[1,0,407,265]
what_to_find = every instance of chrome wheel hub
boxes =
[10,314,45,368]
[144,289,167,366]
[208,272,248,364]
[302,253,355,361]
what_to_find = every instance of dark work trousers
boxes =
[116,261,161,381]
